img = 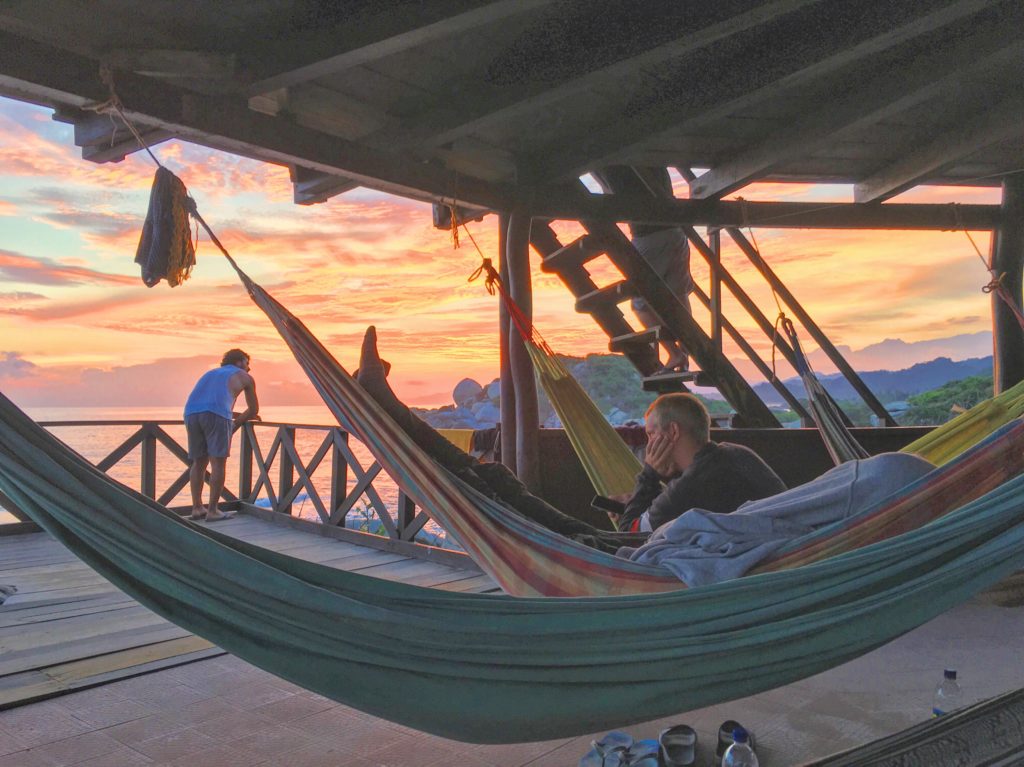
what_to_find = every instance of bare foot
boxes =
[205,510,236,522]
[189,507,206,520]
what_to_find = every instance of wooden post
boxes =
[991,176,1024,392]
[140,423,157,499]
[505,211,541,492]
[708,227,723,354]
[278,426,295,514]
[330,428,349,521]
[498,212,517,472]
[238,423,254,502]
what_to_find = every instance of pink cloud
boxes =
[0,249,137,287]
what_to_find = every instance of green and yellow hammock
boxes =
[3,255,1024,742]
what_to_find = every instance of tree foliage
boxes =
[900,375,993,426]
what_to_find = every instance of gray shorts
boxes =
[631,227,693,312]
[186,412,232,459]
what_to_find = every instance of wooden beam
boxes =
[528,185,1000,230]
[530,0,1001,182]
[246,0,554,95]
[0,30,513,210]
[854,94,1024,203]
[691,28,1024,199]
[289,165,359,205]
[990,176,1024,391]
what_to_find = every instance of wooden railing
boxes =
[32,419,435,545]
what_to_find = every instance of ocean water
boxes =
[5,404,452,546]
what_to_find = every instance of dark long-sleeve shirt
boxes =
[620,441,786,532]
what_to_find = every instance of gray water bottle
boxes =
[932,668,962,716]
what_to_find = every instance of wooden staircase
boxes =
[530,221,780,426]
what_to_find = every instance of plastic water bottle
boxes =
[932,668,962,716]
[722,727,759,767]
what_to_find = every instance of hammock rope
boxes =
[781,316,870,465]
[954,203,1024,332]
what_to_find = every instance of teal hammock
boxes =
[2,388,1024,743]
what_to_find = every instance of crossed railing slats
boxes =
[38,419,420,542]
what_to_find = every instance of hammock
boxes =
[205,254,1024,597]
[3,390,1024,744]
[900,377,1024,465]
[473,259,642,498]
[780,317,870,465]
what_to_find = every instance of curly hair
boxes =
[221,348,249,368]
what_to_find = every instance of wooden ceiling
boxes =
[1,0,1022,219]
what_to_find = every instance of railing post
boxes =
[140,423,157,499]
[278,426,295,514]
[396,491,416,540]
[238,423,254,502]
[330,428,349,525]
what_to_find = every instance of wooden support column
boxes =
[505,211,541,491]
[991,176,1024,392]
[497,213,516,472]
[708,227,723,353]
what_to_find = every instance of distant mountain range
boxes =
[751,355,993,406]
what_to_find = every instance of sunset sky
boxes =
[0,95,1002,411]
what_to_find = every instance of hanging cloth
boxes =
[134,167,196,287]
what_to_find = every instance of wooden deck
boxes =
[0,513,497,709]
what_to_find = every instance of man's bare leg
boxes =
[189,457,209,519]
[206,456,230,520]
[635,304,689,371]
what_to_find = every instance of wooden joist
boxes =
[691,23,1024,199]
[245,0,555,95]
[855,93,1024,203]
[530,0,1002,182]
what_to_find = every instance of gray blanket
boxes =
[619,452,935,586]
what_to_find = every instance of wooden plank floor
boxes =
[0,514,498,708]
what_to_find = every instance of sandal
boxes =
[579,731,632,767]
[716,721,755,766]
[659,724,697,767]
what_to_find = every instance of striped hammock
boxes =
[225,262,1024,597]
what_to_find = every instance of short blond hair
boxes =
[646,393,710,446]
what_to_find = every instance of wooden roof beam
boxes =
[690,28,1024,199]
[53,108,174,164]
[390,0,821,149]
[531,0,1002,183]
[854,94,1024,203]
[0,30,512,211]
[527,185,1000,230]
[289,166,360,205]
[246,0,554,96]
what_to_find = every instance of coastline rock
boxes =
[453,378,483,407]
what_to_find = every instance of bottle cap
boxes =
[732,726,748,743]
[944,669,957,680]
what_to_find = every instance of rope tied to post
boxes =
[953,203,1024,331]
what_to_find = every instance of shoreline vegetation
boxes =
[413,353,996,431]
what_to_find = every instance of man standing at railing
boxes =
[184,348,260,521]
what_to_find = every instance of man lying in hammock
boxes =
[356,327,783,552]
[618,393,786,533]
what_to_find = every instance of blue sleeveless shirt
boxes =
[184,366,238,420]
